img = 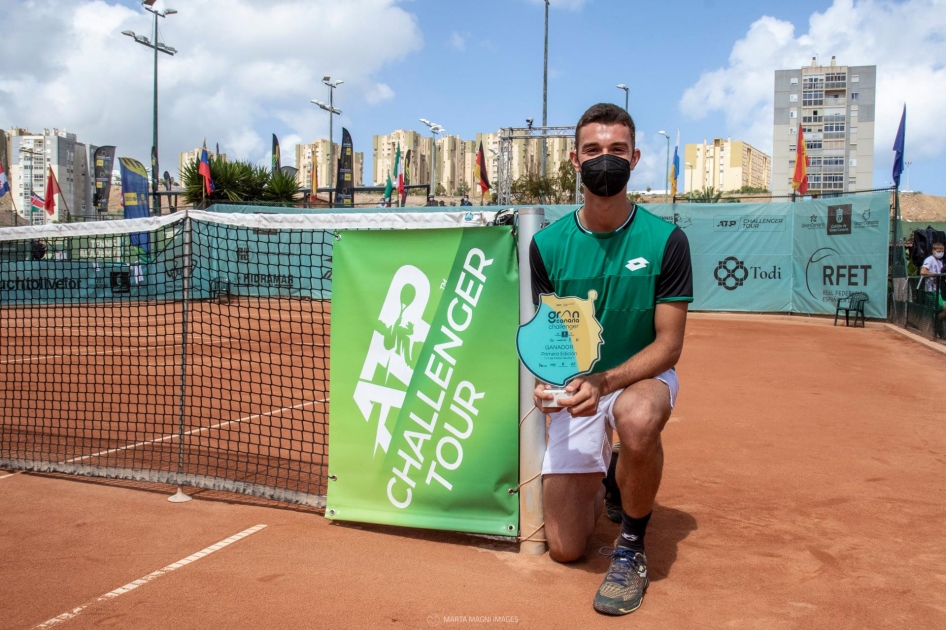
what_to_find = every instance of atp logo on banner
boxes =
[352,265,432,455]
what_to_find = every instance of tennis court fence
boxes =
[0,209,502,508]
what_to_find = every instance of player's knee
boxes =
[548,536,586,563]
[613,400,663,452]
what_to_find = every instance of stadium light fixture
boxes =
[124,2,177,216]
[312,79,343,196]
[420,119,446,197]
[616,84,629,111]
[657,130,671,203]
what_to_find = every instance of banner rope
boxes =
[519,522,547,544]
[516,401,547,542]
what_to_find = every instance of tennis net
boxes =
[0,209,498,506]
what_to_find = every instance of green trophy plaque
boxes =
[516,291,604,409]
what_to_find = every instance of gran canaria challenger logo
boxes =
[516,291,604,387]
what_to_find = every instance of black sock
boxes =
[603,450,621,506]
[617,511,651,552]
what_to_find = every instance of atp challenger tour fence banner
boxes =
[327,227,520,536]
[540,191,889,318]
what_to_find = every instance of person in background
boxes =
[920,242,946,326]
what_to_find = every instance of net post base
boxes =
[168,487,193,503]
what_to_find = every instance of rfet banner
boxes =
[791,193,889,318]
[327,227,520,536]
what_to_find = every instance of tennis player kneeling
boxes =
[529,103,693,616]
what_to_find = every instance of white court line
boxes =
[0,336,231,366]
[62,397,328,464]
[0,335,320,365]
[34,524,267,629]
[0,472,20,480]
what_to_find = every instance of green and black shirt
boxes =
[530,205,693,374]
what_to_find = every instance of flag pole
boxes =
[9,192,19,227]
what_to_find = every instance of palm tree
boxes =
[690,186,740,203]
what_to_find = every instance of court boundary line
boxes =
[33,524,267,629]
[0,335,322,365]
[62,397,329,464]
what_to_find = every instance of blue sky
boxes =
[2,0,943,194]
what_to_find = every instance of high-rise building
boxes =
[683,138,771,193]
[295,140,364,191]
[373,130,432,191]
[178,147,227,182]
[373,129,577,199]
[8,128,92,224]
[773,57,875,196]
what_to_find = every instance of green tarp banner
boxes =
[537,192,890,317]
[327,227,521,536]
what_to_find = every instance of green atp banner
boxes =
[327,227,520,536]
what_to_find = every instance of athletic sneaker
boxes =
[593,546,649,615]
[603,443,622,523]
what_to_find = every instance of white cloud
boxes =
[630,131,674,193]
[365,83,396,106]
[448,31,467,51]
[524,0,591,11]
[0,0,423,178]
[679,0,946,168]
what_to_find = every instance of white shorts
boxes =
[541,369,680,476]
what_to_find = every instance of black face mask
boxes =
[580,154,631,198]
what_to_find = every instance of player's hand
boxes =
[533,381,555,410]
[559,373,608,417]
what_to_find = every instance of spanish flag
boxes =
[474,142,491,199]
[272,134,281,173]
[791,123,809,194]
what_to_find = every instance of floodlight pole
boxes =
[123,3,177,216]
[420,119,445,198]
[540,0,549,201]
[616,84,629,111]
[658,131,670,203]
[312,78,343,202]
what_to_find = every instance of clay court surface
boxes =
[2,315,945,629]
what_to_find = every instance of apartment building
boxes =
[295,139,364,191]
[773,57,875,195]
[683,138,771,193]
[178,147,227,182]
[8,128,92,224]
[373,130,432,191]
[372,129,576,197]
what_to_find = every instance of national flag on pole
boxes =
[394,143,404,201]
[474,142,491,198]
[311,159,319,200]
[199,142,215,194]
[892,104,906,188]
[383,171,393,205]
[0,163,10,198]
[45,167,62,216]
[31,192,45,212]
[791,124,809,194]
[669,129,680,199]
[272,134,281,173]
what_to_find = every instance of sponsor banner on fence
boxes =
[540,194,889,316]
[654,203,795,312]
[791,194,889,318]
[327,227,520,536]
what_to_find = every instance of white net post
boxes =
[516,207,546,554]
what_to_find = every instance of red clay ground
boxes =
[2,315,945,630]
